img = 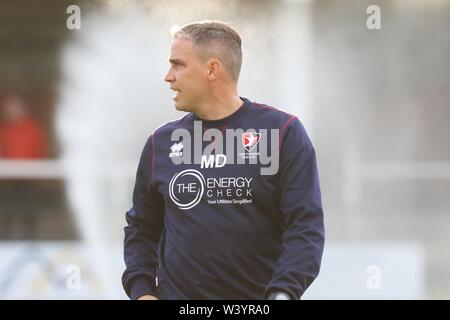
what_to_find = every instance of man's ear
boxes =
[207,58,221,80]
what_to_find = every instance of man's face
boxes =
[1,95,26,123]
[164,38,209,112]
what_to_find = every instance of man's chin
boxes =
[174,101,190,112]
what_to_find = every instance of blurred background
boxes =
[0,0,448,299]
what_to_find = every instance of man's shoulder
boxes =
[151,113,192,137]
[249,100,298,126]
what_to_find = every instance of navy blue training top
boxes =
[122,97,325,300]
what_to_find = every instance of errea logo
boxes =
[169,142,183,158]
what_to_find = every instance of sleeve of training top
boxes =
[122,135,165,299]
[264,117,325,300]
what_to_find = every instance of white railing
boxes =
[0,159,136,180]
[0,160,64,179]
[342,140,450,236]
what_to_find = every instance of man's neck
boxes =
[194,92,244,121]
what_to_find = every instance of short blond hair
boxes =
[172,20,242,81]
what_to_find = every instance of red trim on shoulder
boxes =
[252,101,298,153]
[279,115,297,153]
[152,113,190,134]
[253,102,276,111]
[151,133,156,187]
[253,101,294,118]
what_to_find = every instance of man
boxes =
[0,93,48,239]
[0,93,47,159]
[122,21,324,300]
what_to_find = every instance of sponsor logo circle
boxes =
[169,169,205,210]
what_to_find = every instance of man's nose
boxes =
[164,70,174,83]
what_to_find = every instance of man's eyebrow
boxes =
[168,58,186,65]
